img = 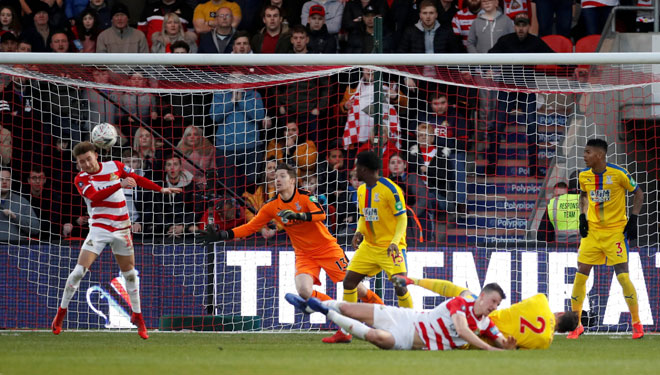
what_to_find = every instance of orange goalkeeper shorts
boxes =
[295,243,349,285]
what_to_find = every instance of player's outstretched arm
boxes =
[451,314,499,351]
[161,187,182,194]
[494,335,517,350]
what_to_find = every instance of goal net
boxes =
[0,54,658,334]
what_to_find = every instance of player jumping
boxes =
[51,142,181,339]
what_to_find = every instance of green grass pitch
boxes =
[1,332,658,375]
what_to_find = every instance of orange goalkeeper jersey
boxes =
[231,189,338,254]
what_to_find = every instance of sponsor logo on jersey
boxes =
[110,173,118,181]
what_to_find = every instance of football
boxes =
[91,123,118,149]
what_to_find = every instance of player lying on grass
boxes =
[391,275,580,349]
[51,142,182,339]
[287,283,517,351]
[201,163,384,343]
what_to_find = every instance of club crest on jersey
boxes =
[373,193,380,202]
[78,182,83,188]
[606,175,613,185]
[295,202,301,211]
[395,201,403,211]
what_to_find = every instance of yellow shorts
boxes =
[346,241,407,278]
[578,228,628,266]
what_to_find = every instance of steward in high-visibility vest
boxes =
[547,192,580,243]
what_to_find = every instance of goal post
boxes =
[0,53,658,333]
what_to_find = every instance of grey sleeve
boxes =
[15,198,40,237]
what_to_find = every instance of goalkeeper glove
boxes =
[579,214,589,238]
[277,209,306,223]
[199,225,233,244]
[624,214,638,241]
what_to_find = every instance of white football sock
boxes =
[322,300,343,313]
[61,264,87,309]
[327,310,370,340]
[122,268,141,314]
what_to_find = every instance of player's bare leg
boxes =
[294,273,331,301]
[52,250,96,335]
[116,254,148,340]
[613,262,643,339]
[568,262,592,339]
[321,270,368,343]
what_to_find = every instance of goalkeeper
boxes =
[201,163,384,339]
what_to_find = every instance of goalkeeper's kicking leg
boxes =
[391,275,471,298]
[52,250,96,335]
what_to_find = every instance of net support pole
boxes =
[373,16,385,299]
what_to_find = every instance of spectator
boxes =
[48,30,72,53]
[355,124,401,177]
[335,167,359,233]
[241,156,281,239]
[0,6,21,37]
[451,0,481,48]
[0,168,40,243]
[580,0,617,36]
[537,181,580,243]
[23,166,67,240]
[341,0,387,35]
[306,4,338,53]
[387,153,429,241]
[266,119,318,176]
[210,83,266,187]
[198,196,246,231]
[176,125,216,187]
[150,154,199,238]
[71,9,101,52]
[419,93,469,213]
[487,13,552,178]
[339,68,403,152]
[198,7,237,53]
[398,0,464,53]
[87,0,112,30]
[35,0,68,30]
[116,72,160,137]
[231,30,252,53]
[466,0,513,53]
[84,67,119,128]
[1,32,17,52]
[96,3,149,53]
[251,5,291,53]
[635,0,654,32]
[139,0,193,48]
[382,0,418,46]
[344,3,393,53]
[301,0,344,35]
[316,143,347,207]
[151,12,198,53]
[20,3,51,52]
[170,39,191,53]
[288,25,309,53]
[534,0,572,37]
[193,0,242,33]
[437,0,458,26]
[121,150,148,234]
[0,122,10,168]
[65,0,90,24]
[132,126,161,177]
[502,0,530,20]
[17,38,32,52]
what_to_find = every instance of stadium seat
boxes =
[541,35,574,53]
[575,34,601,53]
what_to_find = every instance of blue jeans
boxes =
[536,0,573,37]
[582,6,614,36]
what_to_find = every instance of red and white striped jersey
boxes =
[74,161,135,232]
[503,0,529,20]
[413,296,502,351]
[581,0,619,8]
[452,9,479,47]
[636,0,653,23]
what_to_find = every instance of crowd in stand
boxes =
[0,0,649,244]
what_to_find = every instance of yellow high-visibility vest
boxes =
[547,193,580,241]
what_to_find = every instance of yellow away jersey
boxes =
[488,294,556,349]
[579,163,638,230]
[357,177,407,249]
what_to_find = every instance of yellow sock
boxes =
[343,287,358,303]
[617,273,640,324]
[397,291,413,308]
[417,278,468,297]
[571,272,588,323]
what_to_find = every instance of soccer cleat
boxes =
[306,297,329,315]
[322,329,352,344]
[51,307,67,335]
[566,324,584,339]
[131,312,149,340]
[632,322,644,339]
[285,293,311,314]
[391,275,414,288]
